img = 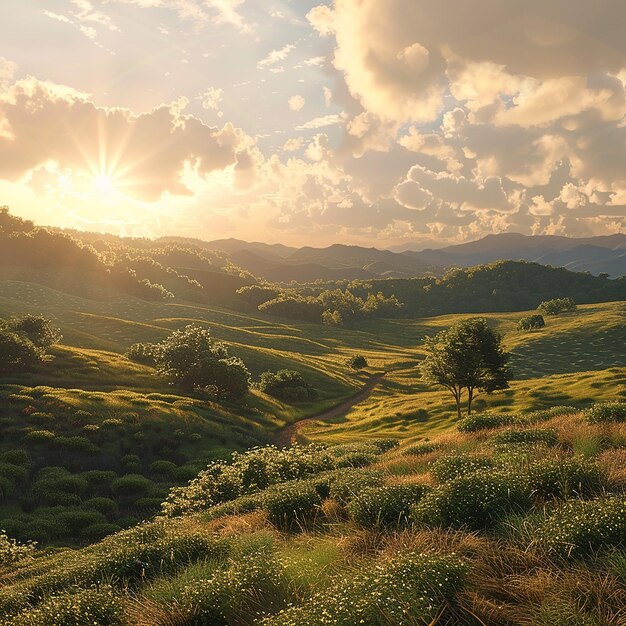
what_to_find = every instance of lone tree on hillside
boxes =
[419,318,511,419]
[156,324,251,401]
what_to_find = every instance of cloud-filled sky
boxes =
[0,0,625,247]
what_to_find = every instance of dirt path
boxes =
[275,372,386,447]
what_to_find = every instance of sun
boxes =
[93,173,116,195]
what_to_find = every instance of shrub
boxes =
[493,428,559,447]
[181,552,288,623]
[23,429,55,443]
[401,441,441,456]
[369,438,399,453]
[263,481,322,531]
[111,474,153,499]
[328,469,385,505]
[431,453,494,482]
[125,342,158,366]
[81,470,117,493]
[162,444,338,517]
[335,451,377,468]
[263,552,466,626]
[346,354,368,370]
[348,484,431,530]
[149,460,178,478]
[526,458,606,501]
[1,449,32,466]
[56,510,108,534]
[537,497,626,556]
[518,314,545,330]
[80,523,121,542]
[0,530,36,566]
[585,401,626,424]
[538,297,577,315]
[11,586,123,626]
[458,412,516,432]
[257,370,317,402]
[81,497,118,518]
[412,469,531,530]
[55,435,99,454]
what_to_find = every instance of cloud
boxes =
[0,58,17,87]
[257,44,295,69]
[296,114,343,130]
[309,0,626,125]
[288,95,305,111]
[0,77,256,202]
[110,0,250,32]
[198,87,224,116]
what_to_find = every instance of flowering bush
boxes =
[537,497,626,556]
[11,586,123,626]
[262,552,466,626]
[457,412,516,432]
[263,481,322,531]
[493,428,559,447]
[348,484,431,530]
[412,469,531,530]
[526,457,606,501]
[162,444,385,517]
[181,552,288,622]
[431,453,494,483]
[327,469,385,504]
[0,530,36,566]
[585,401,626,424]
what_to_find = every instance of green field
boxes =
[0,278,624,547]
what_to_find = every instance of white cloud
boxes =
[288,95,305,111]
[257,44,295,69]
[295,114,343,130]
[198,86,223,116]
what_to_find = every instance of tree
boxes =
[155,324,250,400]
[0,331,43,373]
[8,315,62,348]
[257,370,317,403]
[419,318,511,419]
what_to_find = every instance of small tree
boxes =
[518,314,545,331]
[419,318,511,419]
[155,325,250,400]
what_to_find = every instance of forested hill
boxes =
[0,207,253,303]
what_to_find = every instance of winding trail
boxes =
[276,372,386,447]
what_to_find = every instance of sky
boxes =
[0,1,625,248]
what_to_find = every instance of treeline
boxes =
[0,207,252,303]
[265,261,626,318]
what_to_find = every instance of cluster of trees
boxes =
[291,262,625,317]
[0,315,62,374]
[538,297,577,315]
[127,325,251,401]
[239,286,403,325]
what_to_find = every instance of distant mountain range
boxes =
[177,233,626,283]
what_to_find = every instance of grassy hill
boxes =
[1,404,625,625]
[0,277,623,549]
